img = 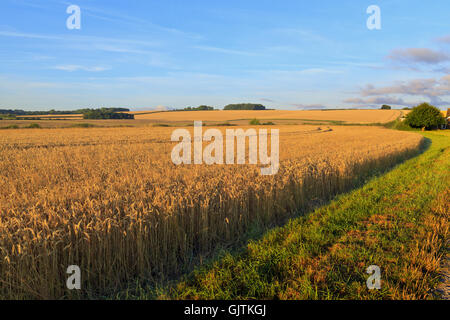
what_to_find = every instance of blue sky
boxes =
[0,0,449,110]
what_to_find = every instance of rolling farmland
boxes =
[1,109,404,129]
[2,0,449,305]
[131,109,403,124]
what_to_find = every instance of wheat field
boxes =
[131,109,403,123]
[0,124,423,299]
[15,114,84,120]
[2,110,404,129]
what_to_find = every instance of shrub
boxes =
[249,118,261,125]
[26,123,41,129]
[392,120,415,131]
[71,123,96,128]
[381,105,392,110]
[404,103,446,130]
[0,114,17,120]
[0,125,19,129]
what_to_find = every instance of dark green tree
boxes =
[196,105,214,110]
[404,103,446,130]
[381,105,391,110]
[224,103,266,110]
[83,108,134,119]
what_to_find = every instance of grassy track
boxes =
[156,131,449,300]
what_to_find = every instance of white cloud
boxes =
[0,30,160,49]
[53,65,110,72]
[193,45,257,56]
[0,30,60,40]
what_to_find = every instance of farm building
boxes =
[444,108,450,129]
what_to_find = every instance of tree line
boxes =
[166,104,268,111]
[0,108,130,116]
[224,103,266,110]
[83,108,134,119]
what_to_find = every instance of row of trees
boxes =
[0,108,130,116]
[224,103,266,110]
[83,108,134,119]
[175,103,267,111]
[169,104,267,111]
[2,104,271,115]
[177,105,215,111]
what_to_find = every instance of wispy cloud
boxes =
[344,96,406,106]
[436,35,450,44]
[347,35,450,108]
[0,29,166,65]
[0,30,159,48]
[292,103,329,110]
[272,28,330,45]
[193,45,257,56]
[0,30,60,40]
[9,0,49,9]
[387,48,449,64]
[53,65,110,72]
[360,77,450,98]
[58,0,203,40]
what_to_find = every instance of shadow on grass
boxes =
[113,136,432,299]
[189,137,431,264]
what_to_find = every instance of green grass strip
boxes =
[160,131,449,300]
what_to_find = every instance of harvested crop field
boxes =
[1,109,405,129]
[131,109,403,124]
[15,114,84,120]
[0,125,424,299]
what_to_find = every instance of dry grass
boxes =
[0,125,423,299]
